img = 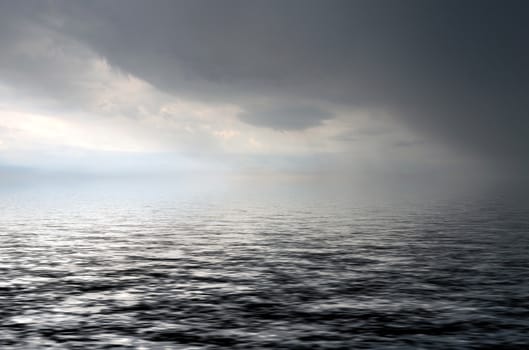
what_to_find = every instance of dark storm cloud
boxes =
[2,0,529,170]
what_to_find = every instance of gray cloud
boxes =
[1,0,528,179]
[239,103,332,131]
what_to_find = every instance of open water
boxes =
[0,184,528,349]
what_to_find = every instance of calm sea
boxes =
[1,182,528,349]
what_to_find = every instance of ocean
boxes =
[1,182,528,349]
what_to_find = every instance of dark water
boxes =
[1,187,529,349]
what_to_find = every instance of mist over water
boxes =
[1,182,528,349]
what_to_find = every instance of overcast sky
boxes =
[0,0,528,193]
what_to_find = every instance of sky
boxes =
[0,0,528,195]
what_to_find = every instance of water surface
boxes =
[1,185,528,349]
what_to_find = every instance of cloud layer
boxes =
[0,0,527,190]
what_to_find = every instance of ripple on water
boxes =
[1,197,529,349]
